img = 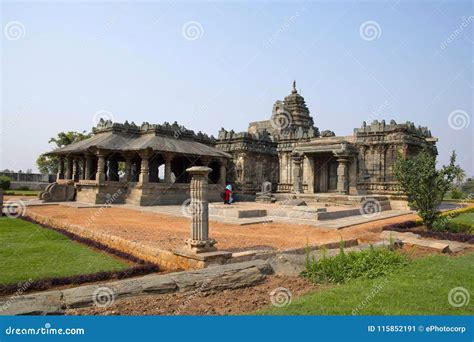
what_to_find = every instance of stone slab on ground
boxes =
[0,291,64,315]
[317,210,412,229]
[380,230,470,253]
[0,260,272,315]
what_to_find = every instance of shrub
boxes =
[0,176,11,190]
[302,246,408,285]
[393,150,463,229]
[450,189,463,200]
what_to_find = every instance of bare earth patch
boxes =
[66,275,315,315]
[26,205,418,252]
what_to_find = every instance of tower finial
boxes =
[292,80,297,94]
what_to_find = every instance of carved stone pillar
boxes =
[291,153,303,193]
[57,157,65,180]
[72,158,80,182]
[84,155,93,180]
[184,166,216,253]
[219,159,227,187]
[303,154,315,193]
[336,155,349,194]
[96,152,106,182]
[65,157,73,180]
[164,153,174,184]
[139,154,150,183]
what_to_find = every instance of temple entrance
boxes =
[328,162,338,191]
[314,153,338,193]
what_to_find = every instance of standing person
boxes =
[224,184,233,205]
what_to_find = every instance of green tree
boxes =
[36,131,91,174]
[393,150,463,229]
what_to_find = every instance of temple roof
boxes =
[47,122,231,159]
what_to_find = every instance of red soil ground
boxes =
[26,205,418,252]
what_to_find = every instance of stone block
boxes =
[0,292,64,315]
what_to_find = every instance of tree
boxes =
[36,131,91,174]
[393,150,463,229]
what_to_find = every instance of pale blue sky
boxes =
[1,0,473,175]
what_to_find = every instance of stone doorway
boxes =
[314,153,338,193]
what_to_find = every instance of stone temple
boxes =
[42,82,437,205]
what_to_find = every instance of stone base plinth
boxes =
[184,238,217,253]
[173,248,232,267]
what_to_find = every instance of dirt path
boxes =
[26,205,418,252]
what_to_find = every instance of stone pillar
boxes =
[336,155,349,194]
[164,153,174,184]
[72,158,80,182]
[96,152,106,182]
[57,157,65,180]
[219,159,227,188]
[139,151,150,183]
[184,166,216,253]
[291,154,303,193]
[65,157,73,180]
[303,154,315,193]
[84,155,93,180]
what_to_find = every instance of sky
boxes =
[1,0,473,175]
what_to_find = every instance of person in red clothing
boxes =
[224,184,233,205]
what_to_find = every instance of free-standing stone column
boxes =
[336,155,349,194]
[184,166,216,253]
[57,157,65,180]
[164,153,174,184]
[65,157,73,180]
[96,152,107,182]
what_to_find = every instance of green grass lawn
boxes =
[4,190,40,196]
[259,253,474,315]
[451,212,474,226]
[0,217,129,285]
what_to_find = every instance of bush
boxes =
[302,246,409,285]
[450,189,463,199]
[0,176,11,190]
